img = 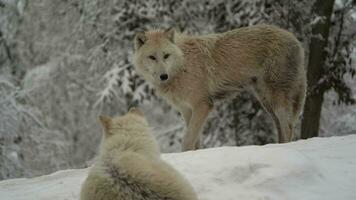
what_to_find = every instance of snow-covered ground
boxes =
[1,135,356,200]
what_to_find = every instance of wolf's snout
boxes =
[160,74,169,81]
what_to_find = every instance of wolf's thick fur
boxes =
[133,24,307,151]
[80,108,198,200]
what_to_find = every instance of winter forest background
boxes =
[0,0,355,180]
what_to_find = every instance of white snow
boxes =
[1,135,356,200]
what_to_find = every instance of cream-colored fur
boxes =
[80,108,198,200]
[133,24,307,151]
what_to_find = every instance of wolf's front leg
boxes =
[182,102,212,151]
[180,107,192,127]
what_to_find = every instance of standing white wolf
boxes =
[132,24,306,151]
[80,108,198,200]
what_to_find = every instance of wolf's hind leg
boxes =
[274,105,294,143]
[251,86,292,143]
[256,96,286,143]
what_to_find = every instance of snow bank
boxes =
[1,135,356,200]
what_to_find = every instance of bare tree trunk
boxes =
[301,0,335,139]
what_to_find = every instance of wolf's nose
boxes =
[160,74,168,81]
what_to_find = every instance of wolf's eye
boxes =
[148,55,156,61]
[164,54,170,59]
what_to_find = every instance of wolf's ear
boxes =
[134,32,147,50]
[164,27,175,43]
[129,107,144,116]
[99,115,112,135]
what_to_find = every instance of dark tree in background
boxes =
[301,0,336,139]
[301,0,355,139]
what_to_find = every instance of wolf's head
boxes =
[132,28,184,87]
[98,108,159,156]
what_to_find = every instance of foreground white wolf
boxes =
[132,24,307,151]
[80,108,198,200]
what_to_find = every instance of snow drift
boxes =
[1,135,356,200]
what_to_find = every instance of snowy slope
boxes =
[1,135,356,200]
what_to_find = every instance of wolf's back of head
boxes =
[98,108,159,156]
